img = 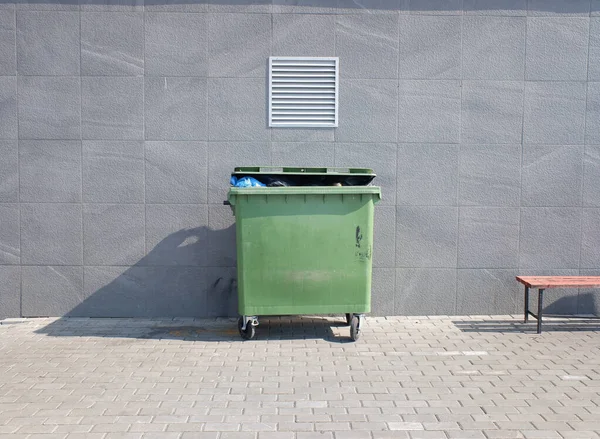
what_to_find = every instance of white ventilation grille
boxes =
[269,57,339,128]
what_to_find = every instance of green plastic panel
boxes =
[228,186,381,316]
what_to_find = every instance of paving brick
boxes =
[389,422,424,430]
[140,433,180,439]
[1,317,600,439]
[180,434,219,439]
[296,434,334,439]
[219,433,257,439]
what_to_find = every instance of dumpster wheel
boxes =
[350,315,361,341]
[238,316,256,340]
[345,313,352,326]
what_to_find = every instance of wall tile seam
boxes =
[7,7,597,17]
[10,203,593,208]
[395,268,459,271]
[143,140,210,144]
[12,5,22,316]
[142,7,147,258]
[0,263,552,271]
[460,204,582,210]
[400,79,524,82]
[518,204,586,208]
[578,69,589,301]
[146,138,209,141]
[525,15,594,20]
[455,268,521,271]
[18,203,144,208]
[11,10,564,16]
[387,203,592,208]
[456,206,522,212]
[521,142,588,147]
[590,11,599,83]
[455,12,464,315]
[459,142,566,146]
[78,8,84,319]
[395,266,521,270]
[333,9,337,144]
[15,9,79,14]
[517,206,587,209]
[390,14,400,185]
[1,138,342,143]
[12,264,229,267]
[268,13,273,146]
[10,76,600,82]
[581,17,594,288]
[18,138,210,141]
[20,138,155,142]
[15,202,219,205]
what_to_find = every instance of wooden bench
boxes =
[516,276,600,334]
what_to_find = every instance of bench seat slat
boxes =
[516,276,600,289]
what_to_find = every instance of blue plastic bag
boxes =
[230,176,266,188]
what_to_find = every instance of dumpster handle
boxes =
[223,201,231,206]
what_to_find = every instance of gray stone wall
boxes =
[1,0,600,318]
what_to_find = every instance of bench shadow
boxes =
[454,291,600,333]
[453,317,600,333]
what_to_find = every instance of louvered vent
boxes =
[269,57,339,128]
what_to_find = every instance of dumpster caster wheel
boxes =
[238,316,256,340]
[350,315,361,341]
[345,313,352,326]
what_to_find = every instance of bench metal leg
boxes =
[537,288,544,334]
[524,286,530,323]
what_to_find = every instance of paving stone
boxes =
[0,316,600,438]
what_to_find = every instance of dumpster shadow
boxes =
[140,315,354,343]
[31,225,235,334]
[52,226,237,319]
[260,315,355,343]
[31,224,354,342]
[34,315,354,343]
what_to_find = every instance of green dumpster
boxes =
[227,167,381,341]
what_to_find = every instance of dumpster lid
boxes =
[232,166,376,186]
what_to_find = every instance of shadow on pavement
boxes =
[453,317,600,333]
[34,315,355,343]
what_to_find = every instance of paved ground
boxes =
[2,315,600,439]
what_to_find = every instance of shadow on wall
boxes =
[0,0,591,13]
[68,225,238,319]
[30,225,356,342]
[540,291,600,317]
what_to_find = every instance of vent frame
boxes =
[268,56,339,128]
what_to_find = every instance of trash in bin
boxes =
[262,175,294,187]
[230,176,266,188]
[227,167,381,342]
